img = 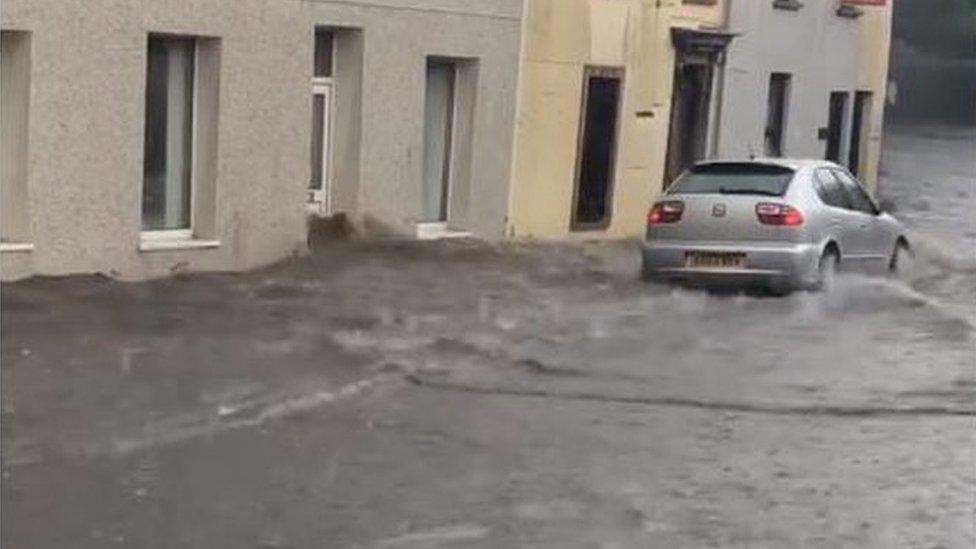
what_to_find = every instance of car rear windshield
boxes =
[668,163,795,197]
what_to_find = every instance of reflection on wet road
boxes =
[2,236,973,548]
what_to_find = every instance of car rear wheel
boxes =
[815,250,838,292]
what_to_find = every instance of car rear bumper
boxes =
[641,240,821,290]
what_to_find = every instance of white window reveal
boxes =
[309,28,335,215]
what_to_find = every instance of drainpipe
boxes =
[708,0,734,159]
[504,0,531,238]
[708,49,726,159]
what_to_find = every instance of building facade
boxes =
[853,0,893,191]
[1,0,895,280]
[1,0,523,280]
[716,0,890,190]
[506,0,729,240]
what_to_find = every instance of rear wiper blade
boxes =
[718,187,782,196]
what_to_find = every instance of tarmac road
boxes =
[2,236,974,549]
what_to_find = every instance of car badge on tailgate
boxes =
[712,203,727,217]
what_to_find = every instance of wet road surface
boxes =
[2,236,974,548]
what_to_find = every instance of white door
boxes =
[309,82,334,215]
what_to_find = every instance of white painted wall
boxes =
[717,0,861,162]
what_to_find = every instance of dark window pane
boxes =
[834,170,876,214]
[765,73,790,157]
[669,163,794,196]
[142,36,194,231]
[814,169,852,209]
[825,91,848,162]
[848,92,871,175]
[310,93,324,189]
[574,73,621,226]
[314,29,333,78]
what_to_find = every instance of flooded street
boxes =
[880,125,976,268]
[3,0,974,546]
[3,216,974,548]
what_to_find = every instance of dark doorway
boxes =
[848,91,872,176]
[825,91,849,163]
[764,73,791,157]
[664,62,714,189]
[572,67,622,229]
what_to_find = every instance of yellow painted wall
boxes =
[855,2,893,192]
[507,0,725,240]
[670,0,727,29]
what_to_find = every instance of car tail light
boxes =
[756,203,804,227]
[648,201,685,224]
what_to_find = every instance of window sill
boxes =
[416,222,471,241]
[139,237,221,252]
[0,242,35,253]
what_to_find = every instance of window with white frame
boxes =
[309,28,335,213]
[143,35,196,234]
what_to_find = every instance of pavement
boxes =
[2,126,974,548]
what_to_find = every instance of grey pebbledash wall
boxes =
[716,0,860,161]
[0,0,523,280]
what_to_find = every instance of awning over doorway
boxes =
[671,28,736,64]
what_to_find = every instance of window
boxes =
[573,67,623,229]
[669,163,795,197]
[314,29,334,79]
[418,56,477,233]
[814,169,852,209]
[1,30,32,249]
[143,36,196,232]
[824,91,849,163]
[848,91,872,176]
[764,73,791,157]
[833,169,877,215]
[421,59,457,222]
[140,34,220,249]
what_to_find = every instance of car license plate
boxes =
[685,252,746,269]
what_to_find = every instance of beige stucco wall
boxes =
[1,0,310,280]
[1,0,522,280]
[670,0,727,29]
[507,0,724,240]
[855,2,893,192]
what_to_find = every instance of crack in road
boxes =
[405,375,976,418]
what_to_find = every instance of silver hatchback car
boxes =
[642,159,910,292]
